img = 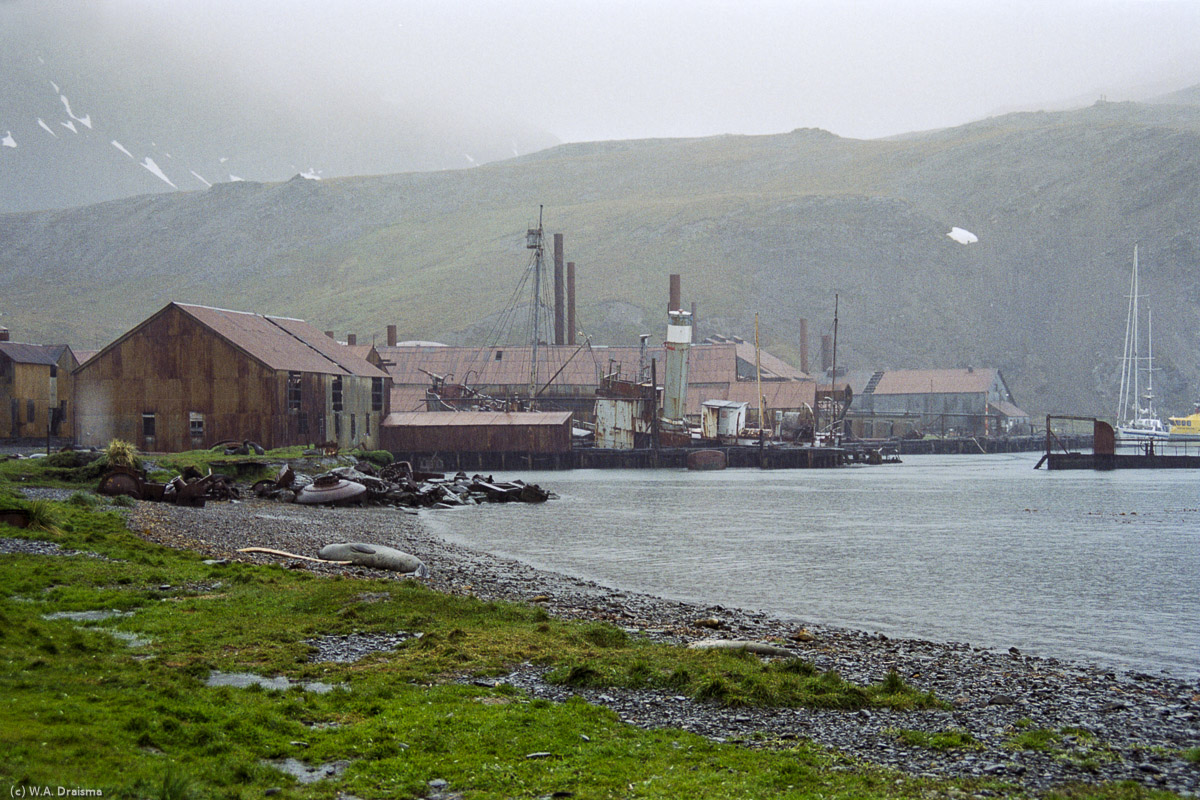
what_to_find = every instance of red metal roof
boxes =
[705,335,809,380]
[175,304,387,378]
[871,368,998,396]
[377,342,752,388]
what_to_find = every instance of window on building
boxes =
[189,413,205,439]
[371,377,384,411]
[297,412,309,435]
[351,414,357,441]
[365,413,370,436]
[287,371,302,411]
[334,413,342,438]
[142,413,156,438]
[49,365,57,378]
[27,400,36,422]
[495,350,503,361]
[332,376,343,412]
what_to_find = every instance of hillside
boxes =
[4,95,1200,417]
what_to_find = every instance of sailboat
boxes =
[1115,244,1169,442]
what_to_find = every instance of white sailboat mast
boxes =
[1117,243,1140,423]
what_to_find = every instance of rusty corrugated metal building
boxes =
[73,302,391,452]
[381,410,573,469]
[848,368,1029,437]
[376,340,815,422]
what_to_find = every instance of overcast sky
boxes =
[4,0,1200,144]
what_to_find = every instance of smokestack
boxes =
[691,301,697,326]
[799,318,809,374]
[669,274,681,312]
[386,325,397,347]
[821,334,832,373]
[0,327,8,342]
[325,330,335,339]
[346,334,357,346]
[567,261,576,346]
[553,233,565,345]
[663,309,693,421]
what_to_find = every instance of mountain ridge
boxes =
[4,94,1200,418]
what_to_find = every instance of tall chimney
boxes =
[669,274,681,312]
[567,261,576,345]
[0,327,8,342]
[799,318,809,374]
[553,233,565,345]
[346,333,357,346]
[663,309,693,421]
[325,330,335,339]
[386,324,397,347]
[821,334,832,373]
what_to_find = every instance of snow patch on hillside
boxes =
[947,227,978,244]
[140,157,176,187]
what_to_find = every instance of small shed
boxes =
[1,341,80,439]
[701,400,748,441]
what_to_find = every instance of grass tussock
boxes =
[103,439,140,470]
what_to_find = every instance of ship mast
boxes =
[526,206,545,404]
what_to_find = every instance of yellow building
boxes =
[0,336,80,439]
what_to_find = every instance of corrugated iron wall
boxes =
[381,418,571,454]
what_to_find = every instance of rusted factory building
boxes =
[846,368,1029,437]
[376,337,815,422]
[73,302,391,452]
[380,411,573,470]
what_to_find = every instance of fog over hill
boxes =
[3,94,1200,418]
[0,3,559,213]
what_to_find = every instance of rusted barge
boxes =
[1039,416,1200,470]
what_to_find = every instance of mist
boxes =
[2,0,1199,210]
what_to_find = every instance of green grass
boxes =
[888,728,981,751]
[0,496,1181,799]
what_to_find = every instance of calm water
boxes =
[422,453,1200,679]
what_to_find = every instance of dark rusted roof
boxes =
[174,304,387,378]
[0,342,69,366]
[989,400,1029,419]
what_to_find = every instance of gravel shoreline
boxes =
[15,488,1200,796]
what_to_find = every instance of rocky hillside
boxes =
[4,94,1200,417]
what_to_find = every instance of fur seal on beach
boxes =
[318,542,429,577]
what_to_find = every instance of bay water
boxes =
[422,452,1200,679]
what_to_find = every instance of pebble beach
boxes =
[15,487,1200,796]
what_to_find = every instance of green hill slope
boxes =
[4,97,1200,417]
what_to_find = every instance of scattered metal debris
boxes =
[97,465,238,506]
[255,460,551,508]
